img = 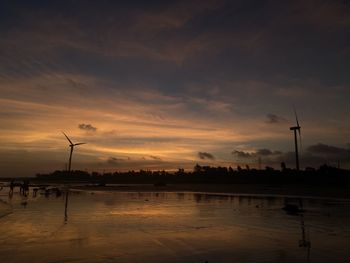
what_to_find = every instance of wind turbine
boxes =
[61,132,86,222]
[62,132,86,172]
[290,109,301,171]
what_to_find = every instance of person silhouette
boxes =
[9,179,14,195]
[23,180,29,197]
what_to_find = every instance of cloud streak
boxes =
[265,114,287,124]
[78,123,97,132]
[198,152,215,160]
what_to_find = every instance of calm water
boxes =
[1,187,350,262]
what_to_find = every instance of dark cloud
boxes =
[78,123,97,132]
[307,143,350,156]
[141,156,163,161]
[149,155,162,160]
[256,148,273,156]
[107,156,130,165]
[265,114,287,124]
[231,150,254,158]
[1,0,349,87]
[107,157,123,164]
[232,149,282,158]
[257,149,283,156]
[198,152,215,160]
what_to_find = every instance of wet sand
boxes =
[1,187,350,262]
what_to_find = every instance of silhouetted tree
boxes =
[228,166,234,174]
[281,162,287,172]
[194,164,202,173]
[265,166,274,171]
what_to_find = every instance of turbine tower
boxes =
[62,132,86,172]
[290,109,301,171]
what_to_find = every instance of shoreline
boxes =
[71,183,350,200]
[2,180,349,200]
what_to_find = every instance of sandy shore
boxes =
[71,183,350,200]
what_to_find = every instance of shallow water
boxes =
[1,187,350,262]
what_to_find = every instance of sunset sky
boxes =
[1,0,350,177]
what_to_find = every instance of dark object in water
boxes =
[20,180,30,196]
[282,204,304,214]
[33,188,39,197]
[44,187,62,197]
[154,182,167,187]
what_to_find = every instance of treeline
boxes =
[35,164,350,185]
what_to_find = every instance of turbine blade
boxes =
[293,107,300,128]
[74,142,86,146]
[298,128,302,152]
[62,131,73,145]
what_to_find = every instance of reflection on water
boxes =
[0,187,350,262]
